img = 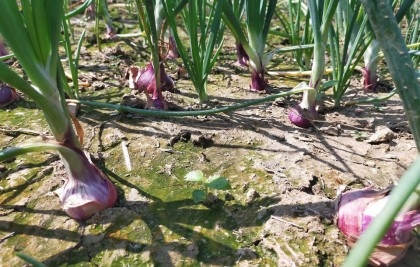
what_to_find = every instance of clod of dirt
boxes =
[192,134,214,148]
[167,130,191,146]
[91,80,107,90]
[101,127,126,149]
[120,93,146,109]
[186,243,200,258]
[204,192,220,205]
[366,126,396,144]
[224,192,235,201]
[272,97,287,106]
[319,125,341,136]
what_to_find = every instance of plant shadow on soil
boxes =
[0,166,335,266]
[1,80,419,266]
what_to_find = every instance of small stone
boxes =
[366,126,396,144]
[276,133,286,142]
[319,125,341,136]
[91,80,106,90]
[246,188,260,203]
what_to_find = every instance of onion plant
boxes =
[405,3,420,69]
[87,0,116,39]
[341,0,420,266]
[222,0,277,91]
[272,0,313,71]
[359,0,415,92]
[0,0,117,220]
[163,0,225,102]
[288,0,339,128]
[128,0,177,110]
[361,39,380,91]
[0,42,19,108]
[226,0,248,67]
[327,0,373,106]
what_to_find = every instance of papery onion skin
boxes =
[60,173,118,220]
[128,62,174,110]
[55,149,118,221]
[0,85,18,108]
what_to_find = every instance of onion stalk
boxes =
[360,0,414,92]
[328,0,374,105]
[85,0,116,38]
[405,3,420,69]
[61,17,86,99]
[342,0,420,266]
[72,85,311,117]
[0,0,117,220]
[131,0,182,109]
[226,0,248,67]
[222,0,277,91]
[288,0,339,128]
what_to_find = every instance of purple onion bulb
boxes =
[335,187,420,266]
[0,85,18,108]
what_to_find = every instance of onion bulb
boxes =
[126,62,174,110]
[0,85,18,108]
[288,83,317,128]
[335,187,420,266]
[55,150,118,220]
